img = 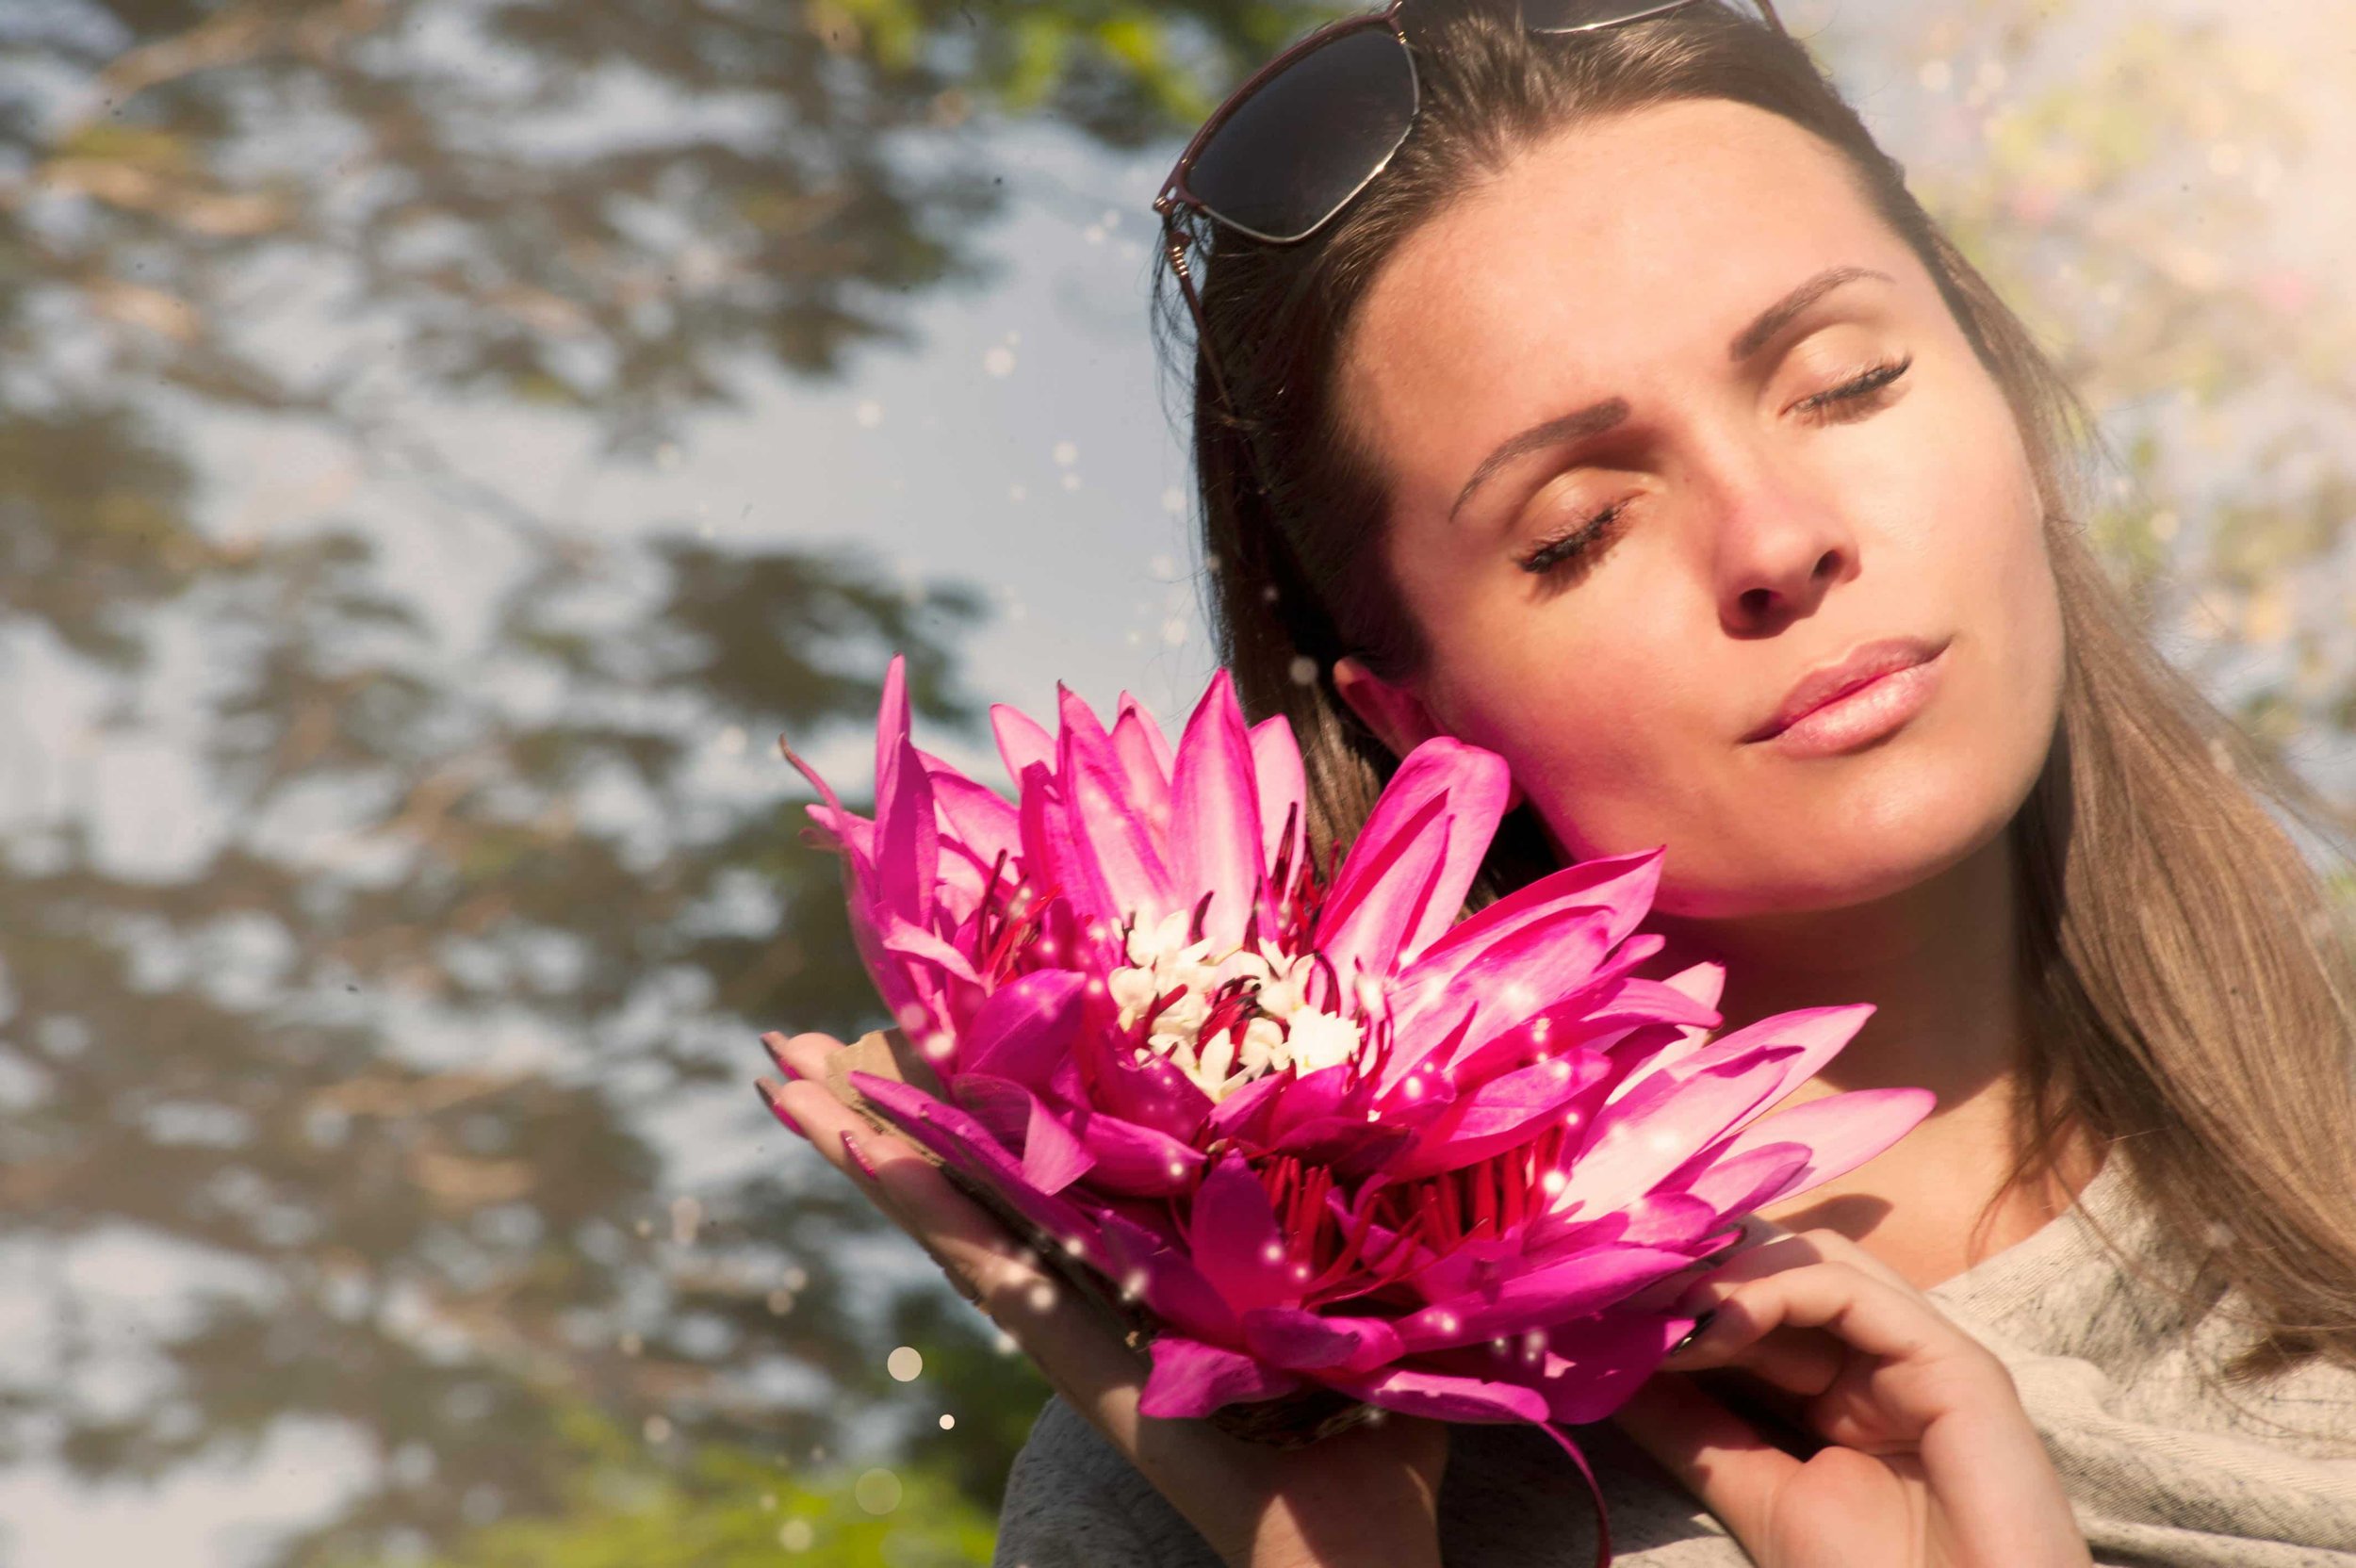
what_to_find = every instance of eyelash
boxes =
[1515,353,1916,577]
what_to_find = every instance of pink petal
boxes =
[990,700,1055,785]
[1334,737,1512,970]
[1071,1106,1205,1196]
[874,907,981,989]
[1677,1086,1938,1210]
[1012,763,1121,951]
[1096,1211,1239,1342]
[1324,1364,1551,1425]
[1247,714,1307,924]
[1392,1245,1696,1353]
[1138,1336,1303,1419]
[1203,1069,1289,1143]
[844,1071,1107,1269]
[1239,1306,1403,1374]
[1317,790,1452,1006]
[1090,1040,1215,1141]
[1670,1143,1813,1218]
[1263,1062,1353,1143]
[1166,669,1264,954]
[916,754,1021,874]
[1548,1049,1808,1219]
[958,969,1088,1087]
[1108,694,1175,843]
[1056,684,1179,928]
[1383,1053,1614,1180]
[1186,1152,1299,1314]
[871,654,941,928]
[1397,846,1663,995]
[1530,1308,1693,1424]
[1381,903,1620,1094]
[949,1072,1096,1195]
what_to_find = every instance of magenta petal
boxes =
[1203,1069,1288,1143]
[1531,1308,1693,1424]
[1398,846,1663,995]
[1663,1004,1875,1112]
[1333,738,1512,972]
[1186,1152,1299,1314]
[1167,668,1264,954]
[1683,1087,1938,1209]
[844,1071,1106,1269]
[1263,1062,1353,1143]
[990,700,1055,785]
[1096,1211,1239,1342]
[1056,683,1178,926]
[1325,1364,1551,1425]
[1016,761,1118,931]
[1393,1245,1696,1352]
[1138,1336,1303,1418]
[871,655,941,927]
[917,759,1020,874]
[1072,1107,1204,1196]
[1316,789,1451,1005]
[1382,904,1620,1094]
[1092,1042,1214,1141]
[1248,714,1308,922]
[1550,1048,1808,1218]
[874,908,981,989]
[1671,1143,1813,1217]
[959,969,1088,1087]
[1239,1306,1403,1374]
[948,1072,1095,1195]
[1108,694,1175,842]
[1384,1054,1614,1181]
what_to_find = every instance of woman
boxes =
[761,1,2356,1562]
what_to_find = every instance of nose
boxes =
[1706,447,1858,636]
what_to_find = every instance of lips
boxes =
[1745,636,1949,743]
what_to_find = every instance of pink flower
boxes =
[778,655,1934,1560]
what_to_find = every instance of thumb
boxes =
[1608,1370,1799,1553]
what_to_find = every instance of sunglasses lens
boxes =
[1186,24,1415,243]
[1519,0,1695,28]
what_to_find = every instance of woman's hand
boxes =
[757,1030,1448,1568]
[1607,1218,2090,1568]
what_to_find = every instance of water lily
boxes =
[777,654,1935,1564]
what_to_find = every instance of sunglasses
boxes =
[1153,0,1789,425]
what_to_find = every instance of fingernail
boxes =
[760,1032,804,1082]
[841,1130,881,1183]
[756,1080,806,1137]
[1664,1309,1717,1358]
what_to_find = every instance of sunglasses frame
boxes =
[1153,0,1787,424]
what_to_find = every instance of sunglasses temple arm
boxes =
[1163,220,1249,430]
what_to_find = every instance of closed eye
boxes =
[1516,354,1915,580]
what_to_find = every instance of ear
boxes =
[1331,654,1528,814]
[1331,653,1438,763]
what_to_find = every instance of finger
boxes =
[1664,1261,1999,1418]
[1672,1320,1849,1403]
[761,1077,1161,1429]
[1608,1368,1801,1552]
[762,1030,847,1086]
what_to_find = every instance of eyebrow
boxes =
[1446,264,1896,524]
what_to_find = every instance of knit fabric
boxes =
[990,1155,2356,1566]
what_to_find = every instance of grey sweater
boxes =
[991,1154,2356,1566]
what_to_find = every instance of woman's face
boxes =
[1331,98,2065,921]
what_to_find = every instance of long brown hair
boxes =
[1155,0,2356,1398]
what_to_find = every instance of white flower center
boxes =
[1104,906,1371,1101]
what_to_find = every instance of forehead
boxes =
[1341,98,1913,494]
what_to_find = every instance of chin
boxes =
[1651,746,2038,921]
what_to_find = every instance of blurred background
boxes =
[1,0,2351,1562]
